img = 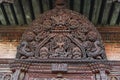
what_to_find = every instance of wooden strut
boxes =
[0,0,15,3]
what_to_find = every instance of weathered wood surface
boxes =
[31,0,41,18]
[101,0,112,25]
[42,0,50,12]
[110,2,120,25]
[0,0,119,26]
[13,0,24,25]
[3,4,16,25]
[92,0,102,24]
[83,0,91,18]
[73,0,81,12]
[21,0,32,24]
[0,4,6,25]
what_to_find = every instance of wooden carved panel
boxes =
[10,1,111,79]
[16,0,107,60]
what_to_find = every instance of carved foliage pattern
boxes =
[16,8,106,60]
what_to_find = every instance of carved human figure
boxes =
[51,41,66,58]
[39,47,48,59]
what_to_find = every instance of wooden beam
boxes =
[3,3,16,25]
[21,0,32,24]
[101,0,112,25]
[92,0,102,24]
[31,0,41,18]
[110,2,120,25]
[0,0,14,3]
[42,0,49,12]
[0,5,7,25]
[83,0,91,18]
[13,0,24,25]
[119,20,120,25]
[73,0,81,13]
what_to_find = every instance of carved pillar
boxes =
[11,61,31,80]
[90,62,111,80]
[95,73,101,80]
[94,70,108,80]
[12,69,21,80]
[99,70,108,80]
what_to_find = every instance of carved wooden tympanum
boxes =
[10,0,111,80]
[16,0,106,60]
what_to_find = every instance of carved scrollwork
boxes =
[2,74,12,80]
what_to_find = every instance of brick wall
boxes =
[105,43,120,60]
[0,42,18,58]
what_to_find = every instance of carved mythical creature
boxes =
[16,41,34,59]
[86,41,106,59]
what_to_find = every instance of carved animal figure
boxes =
[16,41,34,59]
[87,41,106,59]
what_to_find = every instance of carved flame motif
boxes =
[16,5,107,60]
